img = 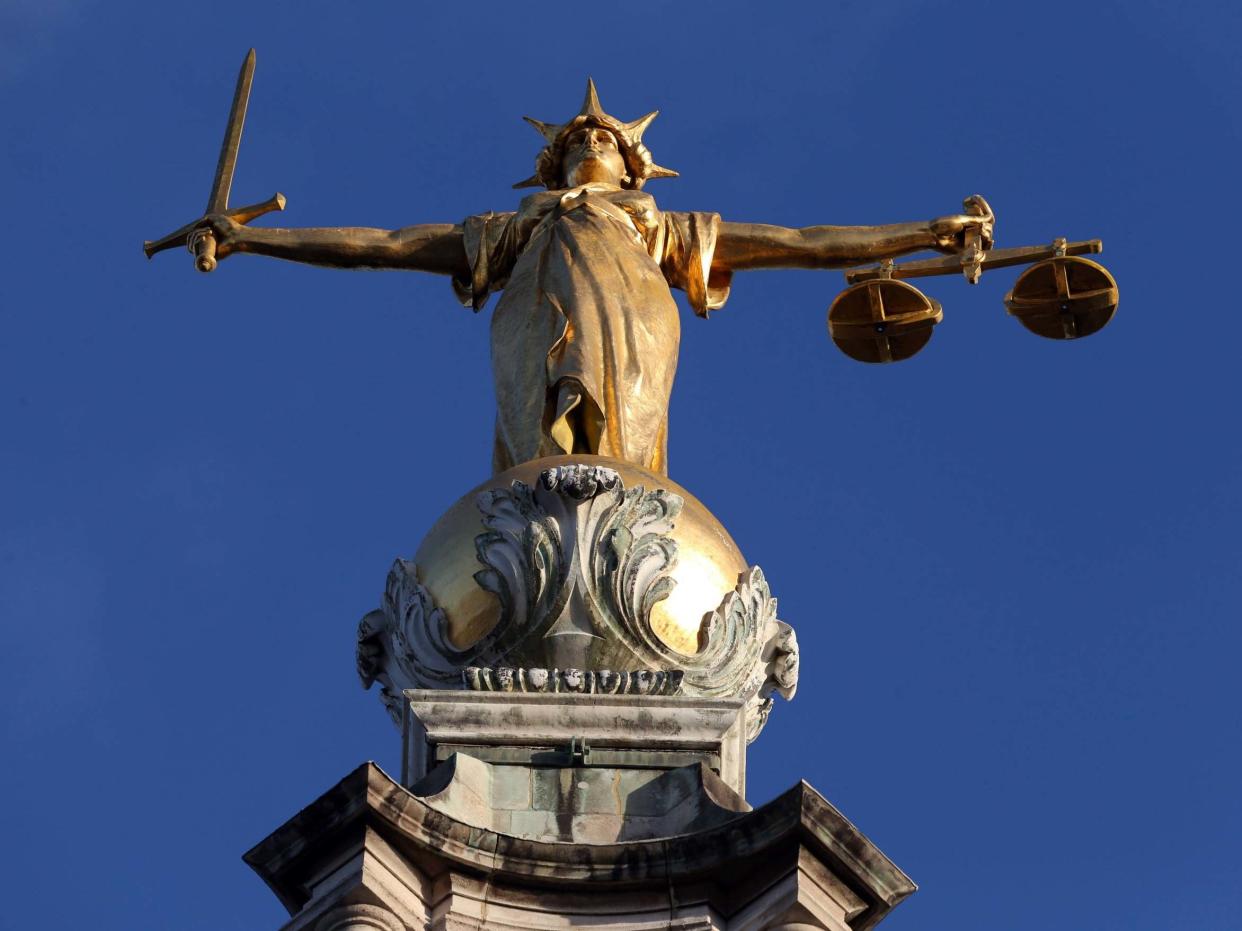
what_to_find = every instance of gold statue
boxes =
[150,61,1001,476]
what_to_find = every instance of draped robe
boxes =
[453,183,732,475]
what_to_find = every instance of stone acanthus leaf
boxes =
[357,463,799,740]
[356,559,464,725]
[689,565,800,743]
[465,463,687,672]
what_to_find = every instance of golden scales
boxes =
[831,196,1119,363]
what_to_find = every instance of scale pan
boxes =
[828,279,943,364]
[1004,256,1118,340]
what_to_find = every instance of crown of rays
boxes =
[514,79,679,190]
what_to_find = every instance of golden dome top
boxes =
[414,455,746,656]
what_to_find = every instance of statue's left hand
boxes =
[930,201,994,254]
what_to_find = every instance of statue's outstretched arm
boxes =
[713,208,993,272]
[200,215,470,278]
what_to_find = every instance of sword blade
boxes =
[205,48,256,215]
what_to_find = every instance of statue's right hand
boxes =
[195,214,243,258]
[929,197,995,255]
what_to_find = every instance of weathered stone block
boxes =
[489,765,532,810]
[402,690,748,796]
[509,808,558,839]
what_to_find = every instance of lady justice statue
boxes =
[151,68,1116,917]
[191,78,994,476]
[174,59,1124,929]
[149,59,1027,728]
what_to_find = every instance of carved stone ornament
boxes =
[463,666,683,695]
[358,463,799,740]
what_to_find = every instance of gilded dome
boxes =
[414,455,747,656]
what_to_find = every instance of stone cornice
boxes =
[244,762,915,928]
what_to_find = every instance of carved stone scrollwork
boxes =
[468,463,683,673]
[358,463,799,739]
[692,566,800,743]
[357,560,466,725]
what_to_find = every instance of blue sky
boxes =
[2,1,1239,928]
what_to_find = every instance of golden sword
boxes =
[143,49,285,272]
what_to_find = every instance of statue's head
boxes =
[514,79,678,192]
[560,125,628,188]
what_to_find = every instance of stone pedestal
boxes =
[246,458,915,928]
[246,690,914,930]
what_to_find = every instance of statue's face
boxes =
[562,126,627,187]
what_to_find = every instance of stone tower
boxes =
[245,457,916,930]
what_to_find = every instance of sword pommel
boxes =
[193,231,218,273]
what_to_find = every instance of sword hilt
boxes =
[190,229,218,273]
[143,192,286,264]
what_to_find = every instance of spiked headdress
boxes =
[514,79,679,191]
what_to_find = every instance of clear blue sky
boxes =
[2,2,1239,928]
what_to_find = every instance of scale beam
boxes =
[846,239,1103,284]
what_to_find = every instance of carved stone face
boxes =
[562,126,627,187]
[496,667,515,690]
[563,668,583,690]
[597,670,619,693]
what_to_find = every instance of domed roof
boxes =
[415,455,747,656]
[357,455,798,742]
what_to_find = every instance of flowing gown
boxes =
[453,183,732,475]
